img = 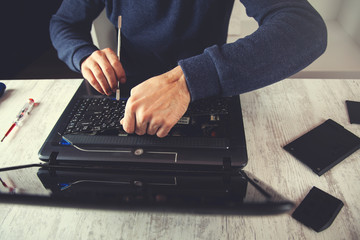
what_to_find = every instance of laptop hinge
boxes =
[49,152,59,165]
[48,152,59,175]
[222,157,231,171]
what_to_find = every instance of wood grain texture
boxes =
[0,78,359,240]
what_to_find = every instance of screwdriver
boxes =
[1,98,35,142]
[116,15,122,101]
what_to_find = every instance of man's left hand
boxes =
[120,66,191,138]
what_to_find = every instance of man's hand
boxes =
[81,48,126,95]
[120,66,191,138]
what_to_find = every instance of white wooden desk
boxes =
[0,78,359,240]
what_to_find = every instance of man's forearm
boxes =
[49,0,104,72]
[179,0,327,101]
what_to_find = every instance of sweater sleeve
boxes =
[49,0,105,72]
[178,0,327,101]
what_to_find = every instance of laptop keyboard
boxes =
[64,98,126,135]
[60,97,233,149]
[63,97,231,136]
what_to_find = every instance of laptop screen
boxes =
[0,164,293,215]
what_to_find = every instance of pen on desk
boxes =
[1,98,35,142]
[116,15,122,101]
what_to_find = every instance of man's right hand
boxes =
[81,48,126,95]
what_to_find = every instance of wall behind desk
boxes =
[1,0,63,79]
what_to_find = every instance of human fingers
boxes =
[132,103,149,136]
[121,98,136,134]
[103,48,126,85]
[81,66,105,94]
[92,50,118,94]
[147,121,161,136]
[121,66,190,138]
[156,120,175,138]
[135,120,148,136]
[81,53,111,95]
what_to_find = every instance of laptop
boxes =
[38,80,248,170]
[0,79,294,214]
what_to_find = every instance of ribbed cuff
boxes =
[72,44,99,72]
[178,50,221,102]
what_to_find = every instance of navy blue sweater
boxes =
[50,0,327,101]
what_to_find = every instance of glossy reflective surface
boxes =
[0,164,293,215]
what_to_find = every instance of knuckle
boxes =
[135,124,147,135]
[103,65,113,75]
[135,129,145,136]
[152,118,163,126]
[87,77,97,85]
[91,51,100,58]
[112,61,123,71]
[81,68,90,78]
[137,115,146,124]
[141,111,152,122]
[130,87,140,96]
[157,131,168,138]
[94,70,103,80]
[128,102,137,113]
[127,99,141,113]
[93,50,104,57]
[130,88,135,96]
[163,120,174,129]
[87,60,97,69]
[136,112,151,126]
[81,59,90,69]
[138,117,146,125]
[113,59,121,66]
[122,122,133,133]
[147,128,156,135]
[123,126,132,134]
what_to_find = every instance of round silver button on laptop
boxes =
[134,148,144,156]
